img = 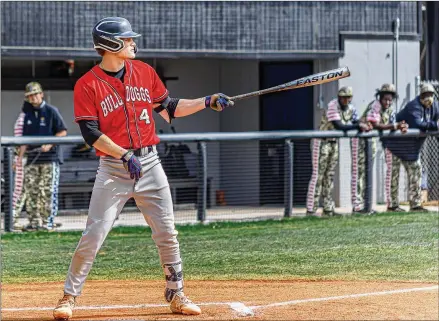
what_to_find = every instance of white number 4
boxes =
[139,108,150,124]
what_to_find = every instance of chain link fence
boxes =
[416,77,439,203]
[1,130,438,233]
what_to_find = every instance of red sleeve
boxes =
[151,68,169,103]
[74,80,99,123]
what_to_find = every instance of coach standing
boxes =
[17,82,68,230]
[385,83,439,212]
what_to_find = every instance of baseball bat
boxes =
[229,66,350,102]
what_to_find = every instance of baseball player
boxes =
[53,17,234,320]
[385,83,438,212]
[306,86,370,217]
[352,84,408,214]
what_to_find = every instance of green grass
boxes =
[1,212,438,284]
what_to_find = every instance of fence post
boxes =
[3,147,14,232]
[197,141,207,222]
[365,138,374,213]
[284,140,294,218]
[415,76,421,96]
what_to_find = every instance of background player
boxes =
[352,84,408,214]
[306,86,370,217]
[53,17,234,320]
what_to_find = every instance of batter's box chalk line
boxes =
[2,285,437,318]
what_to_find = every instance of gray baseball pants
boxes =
[64,149,181,296]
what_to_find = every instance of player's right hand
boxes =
[121,151,143,180]
[205,93,234,112]
[397,121,409,133]
[359,122,371,132]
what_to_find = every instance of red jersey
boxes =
[74,60,168,157]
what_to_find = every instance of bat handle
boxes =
[229,93,256,101]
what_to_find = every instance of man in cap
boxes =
[352,84,408,214]
[17,82,68,230]
[306,86,370,217]
[385,83,439,212]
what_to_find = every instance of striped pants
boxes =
[24,162,60,227]
[351,138,401,210]
[12,156,27,222]
[306,139,339,213]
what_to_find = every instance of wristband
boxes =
[121,151,133,162]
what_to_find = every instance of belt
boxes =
[133,145,157,157]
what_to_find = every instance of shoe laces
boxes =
[175,292,193,305]
[58,295,75,307]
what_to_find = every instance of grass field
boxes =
[1,211,438,284]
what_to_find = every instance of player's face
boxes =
[338,96,352,107]
[26,92,44,107]
[116,38,137,59]
[380,94,393,109]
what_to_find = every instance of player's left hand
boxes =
[398,120,409,133]
[205,93,234,112]
[41,144,53,152]
[121,151,143,180]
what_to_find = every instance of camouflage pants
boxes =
[390,156,422,209]
[351,138,377,211]
[306,139,339,213]
[352,138,409,210]
[24,162,60,227]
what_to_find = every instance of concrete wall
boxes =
[337,38,420,207]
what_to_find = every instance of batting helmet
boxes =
[92,17,141,53]
[338,86,353,97]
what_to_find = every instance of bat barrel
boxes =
[229,66,350,101]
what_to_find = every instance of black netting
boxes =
[1,132,438,232]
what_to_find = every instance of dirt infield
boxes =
[2,280,438,320]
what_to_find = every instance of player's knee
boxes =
[152,230,180,249]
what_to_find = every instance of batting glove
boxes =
[205,93,234,112]
[121,151,143,180]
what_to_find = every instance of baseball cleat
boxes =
[170,292,201,315]
[387,206,406,212]
[409,206,429,213]
[53,294,75,320]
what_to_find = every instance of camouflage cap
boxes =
[338,86,353,97]
[24,82,43,96]
[377,83,396,94]
[420,83,436,95]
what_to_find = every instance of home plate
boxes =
[230,302,254,317]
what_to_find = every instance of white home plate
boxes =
[230,302,254,317]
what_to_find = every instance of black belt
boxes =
[133,145,156,157]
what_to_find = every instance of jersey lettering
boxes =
[100,93,124,117]
[139,108,151,124]
[126,85,152,103]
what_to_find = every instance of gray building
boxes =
[1,2,422,209]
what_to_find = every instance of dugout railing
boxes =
[1,129,439,232]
